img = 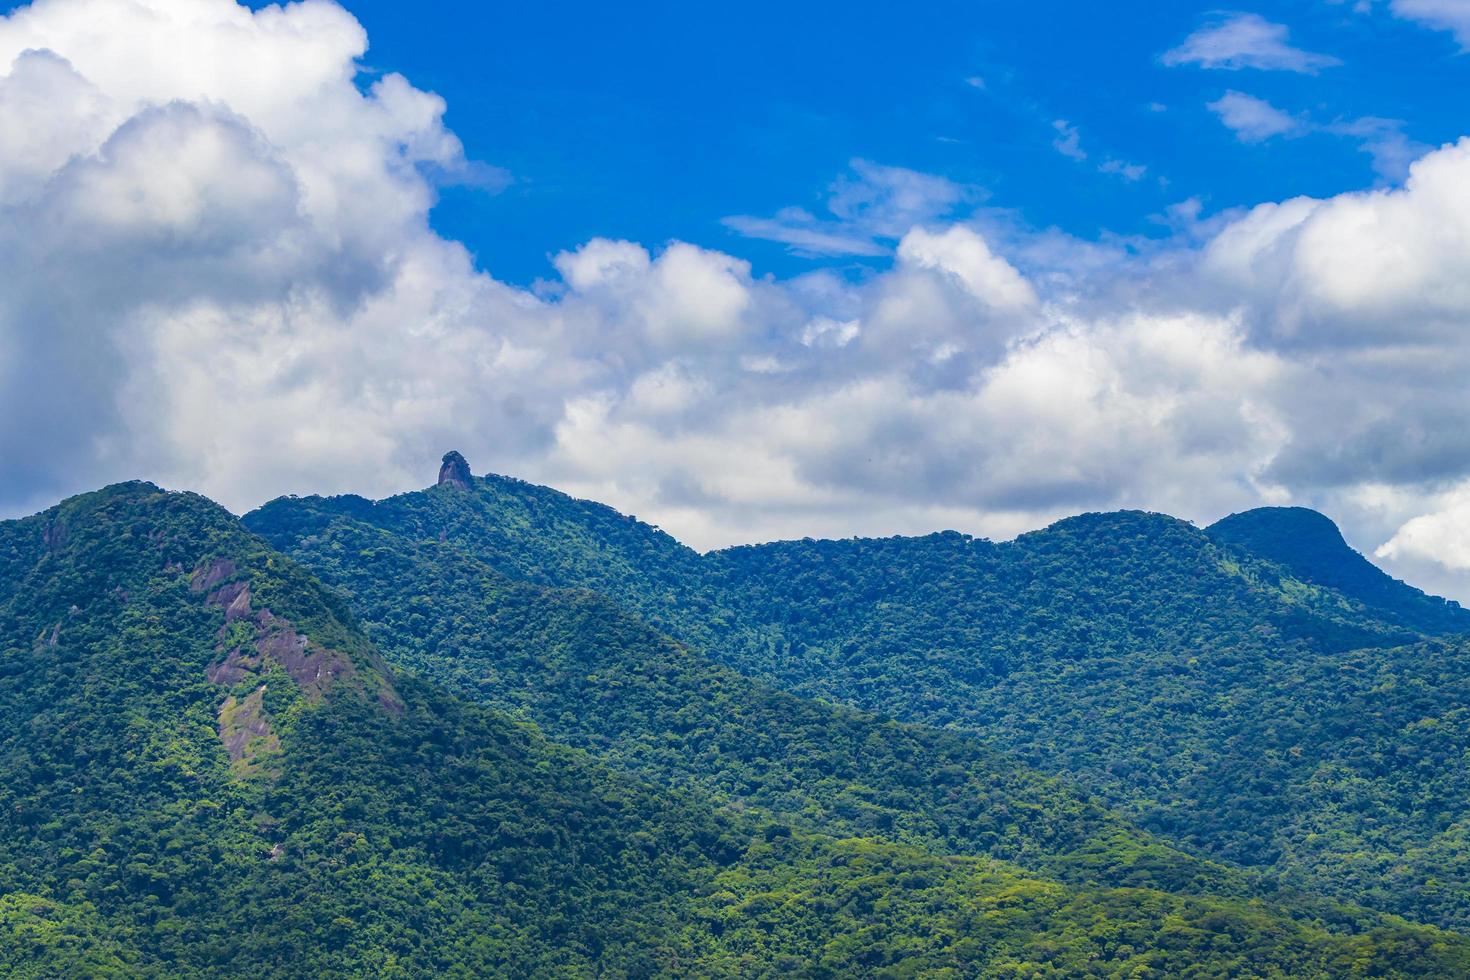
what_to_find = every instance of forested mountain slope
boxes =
[245,505,1246,898]
[247,469,1470,930]
[14,483,1463,975]
[1206,506,1469,634]
[0,483,742,974]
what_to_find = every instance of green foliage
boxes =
[0,484,740,974]
[244,508,1245,899]
[4,480,1470,975]
[1206,507,1469,634]
[681,837,1470,979]
[246,478,1470,930]
[0,894,143,977]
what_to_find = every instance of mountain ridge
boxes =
[245,466,1470,929]
[13,480,1470,973]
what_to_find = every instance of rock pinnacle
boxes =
[437,450,473,489]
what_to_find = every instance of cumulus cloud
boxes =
[1379,486,1470,570]
[894,226,1037,314]
[0,0,505,511]
[556,239,763,349]
[1203,139,1470,345]
[1163,13,1341,72]
[7,0,1470,603]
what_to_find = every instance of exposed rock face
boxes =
[190,557,237,593]
[42,520,68,553]
[204,620,356,695]
[199,575,357,700]
[437,450,473,489]
[189,554,405,776]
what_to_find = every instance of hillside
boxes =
[0,482,744,974]
[247,466,1470,929]
[13,483,1465,974]
[244,503,1245,898]
[1207,506,1470,634]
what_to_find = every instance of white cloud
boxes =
[827,160,974,238]
[641,244,757,346]
[0,49,109,203]
[553,238,651,291]
[1204,138,1470,345]
[801,316,861,349]
[895,226,1038,313]
[1049,120,1149,182]
[722,210,887,258]
[1204,90,1426,181]
[1390,0,1470,47]
[1331,0,1470,48]
[1326,117,1430,181]
[7,0,1470,605]
[555,238,763,349]
[1098,158,1148,182]
[1163,13,1341,72]
[1207,91,1302,142]
[1379,484,1470,569]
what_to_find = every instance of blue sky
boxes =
[6,0,1470,601]
[266,0,1470,285]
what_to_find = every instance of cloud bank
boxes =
[4,0,1470,600]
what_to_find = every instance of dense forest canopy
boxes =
[4,472,1470,974]
[248,472,1470,932]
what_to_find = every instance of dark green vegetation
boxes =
[241,504,1244,897]
[1206,506,1468,634]
[8,485,1465,974]
[0,485,805,973]
[247,472,1470,935]
[0,484,746,975]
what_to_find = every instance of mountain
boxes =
[244,497,1244,898]
[1207,506,1469,634]
[247,467,1470,930]
[0,482,745,974]
[13,483,1466,975]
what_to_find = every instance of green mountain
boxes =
[1206,506,1469,634]
[0,483,745,975]
[246,467,1470,931]
[12,482,1466,975]
[242,498,1243,898]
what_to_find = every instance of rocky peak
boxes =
[437,450,473,490]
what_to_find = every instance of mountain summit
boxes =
[1207,505,1468,633]
[437,450,473,489]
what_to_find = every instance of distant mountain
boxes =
[248,467,1470,930]
[1207,506,1470,634]
[13,483,1460,975]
